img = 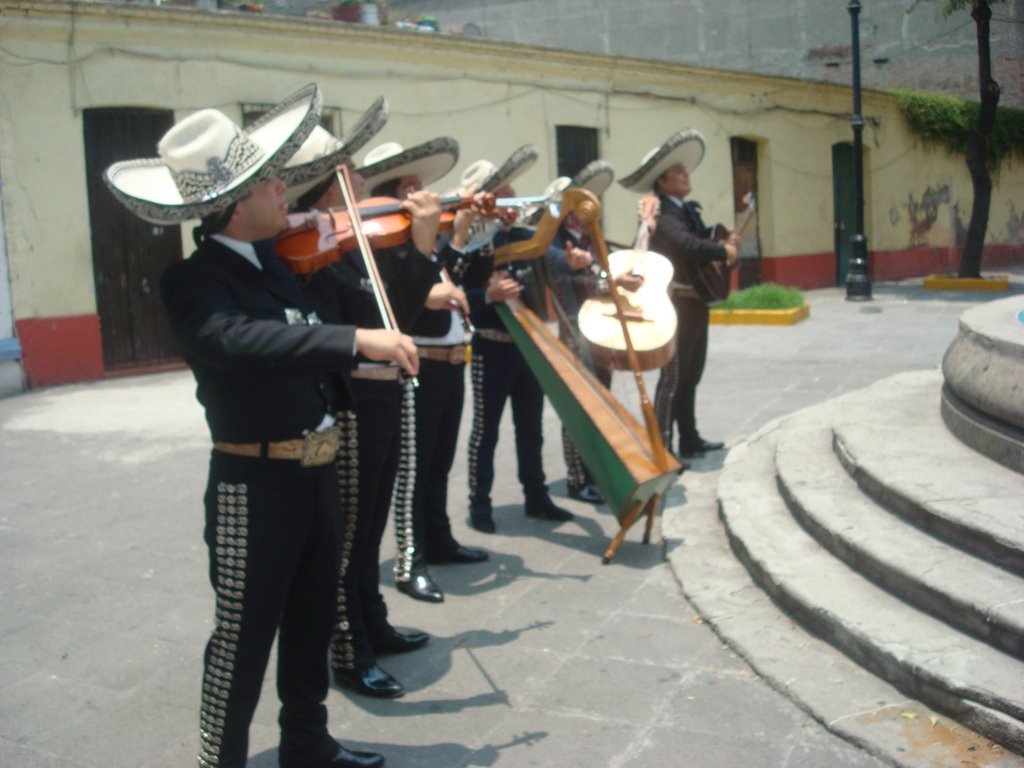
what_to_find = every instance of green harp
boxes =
[493,188,683,563]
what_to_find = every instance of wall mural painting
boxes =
[1008,201,1023,243]
[901,183,952,248]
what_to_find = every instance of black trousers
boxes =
[655,296,709,451]
[332,379,402,672]
[198,451,339,768]
[411,357,466,559]
[468,335,547,511]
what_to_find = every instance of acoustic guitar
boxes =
[577,249,677,371]
[690,191,757,303]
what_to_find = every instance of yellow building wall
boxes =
[0,1,1021,384]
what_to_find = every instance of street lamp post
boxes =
[846,0,872,301]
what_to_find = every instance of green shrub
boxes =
[717,283,805,310]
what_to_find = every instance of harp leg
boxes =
[641,495,661,544]
[602,500,646,565]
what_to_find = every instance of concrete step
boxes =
[717,410,1024,754]
[665,431,1023,768]
[832,371,1024,576]
[775,400,1024,659]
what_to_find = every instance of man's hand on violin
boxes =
[451,207,480,249]
[485,272,523,304]
[565,241,593,271]
[426,282,470,316]
[401,190,442,256]
[354,328,420,377]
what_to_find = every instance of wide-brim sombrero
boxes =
[571,159,614,197]
[104,83,322,224]
[618,129,705,193]
[357,137,460,189]
[477,144,538,193]
[522,159,614,222]
[279,96,389,203]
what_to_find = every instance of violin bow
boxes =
[335,165,417,386]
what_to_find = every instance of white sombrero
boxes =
[104,83,322,224]
[280,96,389,205]
[457,144,538,194]
[571,159,615,197]
[523,159,614,222]
[357,137,460,190]
[618,129,705,193]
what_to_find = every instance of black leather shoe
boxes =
[425,544,490,564]
[568,483,604,504]
[371,626,430,654]
[334,664,404,698]
[525,498,574,521]
[280,739,385,768]
[396,570,444,603]
[680,438,724,458]
[324,744,385,768]
[469,511,496,534]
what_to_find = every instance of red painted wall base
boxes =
[15,315,104,388]
[761,243,1023,290]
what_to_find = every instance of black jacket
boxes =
[649,195,727,296]
[160,237,358,443]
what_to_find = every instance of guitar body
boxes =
[688,233,733,303]
[578,249,677,371]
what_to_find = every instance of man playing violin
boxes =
[281,128,467,698]
[619,129,738,461]
[104,85,415,768]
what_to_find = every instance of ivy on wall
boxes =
[890,89,1024,171]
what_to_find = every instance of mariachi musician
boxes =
[280,121,461,698]
[537,160,635,506]
[618,129,738,461]
[461,145,575,535]
[397,174,492,605]
[104,84,408,768]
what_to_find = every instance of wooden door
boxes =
[84,108,183,369]
[730,138,760,289]
[832,143,856,286]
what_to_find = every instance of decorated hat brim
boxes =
[481,144,538,193]
[357,136,459,189]
[618,130,705,193]
[278,96,389,190]
[571,159,614,197]
[104,83,322,224]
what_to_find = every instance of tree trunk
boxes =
[959,0,1000,278]
[376,0,389,25]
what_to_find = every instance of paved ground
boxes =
[1,270,1022,768]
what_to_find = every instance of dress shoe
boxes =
[568,482,604,504]
[425,543,490,564]
[469,509,496,534]
[525,498,574,521]
[396,569,444,603]
[334,663,404,698]
[280,739,385,768]
[323,744,385,768]
[371,626,430,654]
[680,438,724,458]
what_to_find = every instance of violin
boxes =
[275,193,548,275]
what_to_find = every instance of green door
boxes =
[832,143,856,285]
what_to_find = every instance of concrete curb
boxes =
[924,275,1011,291]
[709,304,809,325]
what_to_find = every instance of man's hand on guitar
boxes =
[613,272,645,292]
[565,241,593,271]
